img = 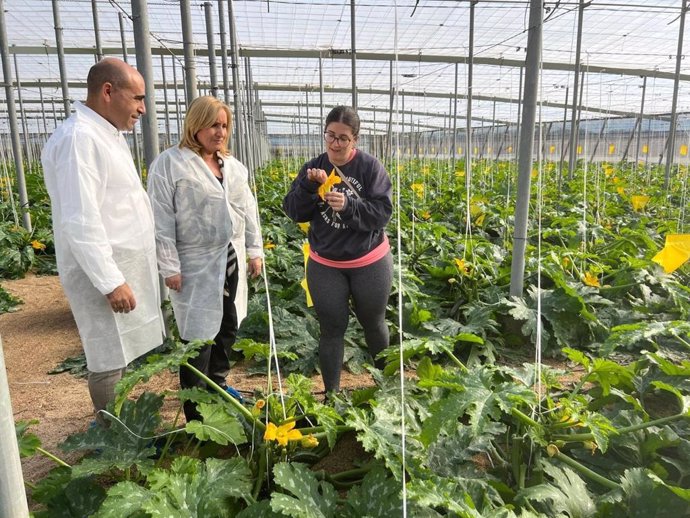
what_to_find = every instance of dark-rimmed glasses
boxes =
[324,131,353,145]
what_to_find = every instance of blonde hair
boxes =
[179,96,232,156]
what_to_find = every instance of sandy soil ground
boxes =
[0,274,373,491]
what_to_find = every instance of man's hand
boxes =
[165,273,182,292]
[106,283,136,313]
[248,257,263,278]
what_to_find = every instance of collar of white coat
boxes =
[74,101,121,138]
[179,147,231,165]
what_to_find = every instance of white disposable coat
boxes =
[147,147,263,341]
[41,102,164,373]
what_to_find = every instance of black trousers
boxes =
[180,265,239,422]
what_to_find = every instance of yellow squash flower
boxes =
[263,421,303,447]
[264,241,276,249]
[583,271,600,287]
[317,170,342,200]
[298,222,310,234]
[31,240,46,251]
[410,183,424,198]
[301,434,319,449]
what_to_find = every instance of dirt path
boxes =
[0,274,372,487]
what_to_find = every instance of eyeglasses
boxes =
[324,132,353,145]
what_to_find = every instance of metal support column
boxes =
[350,0,357,109]
[172,56,182,137]
[319,54,324,152]
[243,56,254,172]
[465,1,477,188]
[567,0,585,177]
[91,0,103,60]
[558,86,569,188]
[38,79,48,135]
[131,0,159,168]
[203,2,218,98]
[509,0,542,297]
[452,62,458,170]
[664,0,687,189]
[218,0,231,103]
[118,11,142,174]
[305,89,311,157]
[12,54,29,158]
[0,0,31,230]
[51,0,71,118]
[515,66,523,162]
[634,76,647,167]
[180,0,198,103]
[160,54,171,148]
[227,0,244,163]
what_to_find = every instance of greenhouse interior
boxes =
[1,0,690,517]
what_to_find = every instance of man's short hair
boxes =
[87,58,130,97]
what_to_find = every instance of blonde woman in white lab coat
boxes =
[148,96,263,422]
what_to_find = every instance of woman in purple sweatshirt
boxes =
[283,106,393,395]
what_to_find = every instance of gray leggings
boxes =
[307,252,393,392]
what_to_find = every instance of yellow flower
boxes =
[421,210,431,220]
[454,258,471,275]
[251,399,266,417]
[263,421,303,447]
[616,186,625,196]
[410,183,424,199]
[31,240,46,251]
[475,213,486,226]
[298,222,310,234]
[264,241,276,249]
[583,271,600,287]
[317,170,342,200]
[301,434,319,449]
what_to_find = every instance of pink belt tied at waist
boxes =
[309,234,390,269]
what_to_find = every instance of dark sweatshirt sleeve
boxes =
[282,163,322,223]
[339,158,392,232]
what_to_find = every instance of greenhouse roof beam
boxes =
[8,46,690,83]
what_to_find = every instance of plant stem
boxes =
[511,408,541,429]
[442,346,469,372]
[298,425,355,435]
[36,447,70,468]
[552,413,689,442]
[553,450,620,490]
[181,361,265,430]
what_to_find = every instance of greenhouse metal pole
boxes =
[119,11,142,175]
[514,66,523,163]
[634,76,647,167]
[0,335,29,518]
[0,0,31,231]
[306,89,311,157]
[386,61,394,161]
[509,0,542,298]
[203,2,219,98]
[664,0,686,190]
[38,79,48,135]
[567,0,585,178]
[172,56,182,139]
[218,0,231,104]
[466,0,477,189]
[319,54,324,152]
[131,0,160,168]
[228,0,244,164]
[558,87,569,188]
[51,0,71,118]
[243,56,254,173]
[160,54,171,148]
[350,0,357,110]
[621,113,641,163]
[589,119,607,164]
[452,62,458,170]
[13,54,29,158]
[180,0,198,103]
[51,97,57,127]
[91,0,103,61]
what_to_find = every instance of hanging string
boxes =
[390,1,408,515]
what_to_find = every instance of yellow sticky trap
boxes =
[317,170,341,200]
[681,144,688,157]
[652,234,690,273]
[642,144,649,154]
[608,144,615,155]
[631,195,650,211]
[301,242,313,307]
[577,145,583,154]
[549,145,556,153]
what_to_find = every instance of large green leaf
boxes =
[618,468,690,518]
[270,462,338,518]
[341,465,403,517]
[516,462,595,518]
[185,402,247,446]
[33,476,107,518]
[93,482,151,518]
[15,419,41,457]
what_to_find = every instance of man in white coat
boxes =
[41,57,164,425]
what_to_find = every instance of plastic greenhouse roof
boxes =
[1,0,689,135]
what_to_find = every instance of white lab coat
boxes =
[147,147,263,341]
[41,102,164,373]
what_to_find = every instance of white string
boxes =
[391,2,408,515]
[533,44,544,420]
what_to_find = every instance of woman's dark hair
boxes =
[325,105,360,136]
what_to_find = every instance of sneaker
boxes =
[223,385,244,403]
